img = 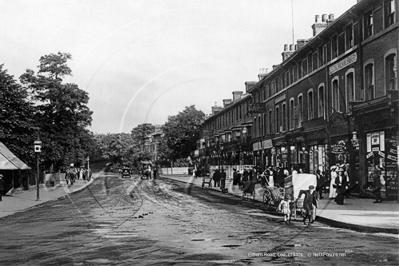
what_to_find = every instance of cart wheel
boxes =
[263,190,271,210]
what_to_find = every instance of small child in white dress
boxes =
[278,194,293,224]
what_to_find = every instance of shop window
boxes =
[364,10,373,39]
[386,53,397,91]
[385,0,396,28]
[318,85,325,118]
[308,90,314,120]
[365,63,375,100]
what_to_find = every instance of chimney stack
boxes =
[327,13,335,25]
[312,14,328,36]
[223,99,232,108]
[282,44,295,61]
[232,91,243,101]
[258,68,269,81]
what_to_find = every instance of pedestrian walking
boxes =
[334,167,349,205]
[220,169,227,193]
[329,166,338,199]
[296,185,318,225]
[372,166,385,203]
[0,174,4,201]
[316,169,325,199]
[213,169,221,187]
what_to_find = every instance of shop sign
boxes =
[371,133,380,145]
[262,139,273,149]
[367,152,373,158]
[331,144,345,154]
[387,154,397,161]
[372,147,380,152]
[378,151,385,158]
[329,52,357,75]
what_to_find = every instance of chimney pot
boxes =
[329,14,334,20]
[322,14,327,22]
[315,15,319,22]
[289,44,294,51]
[284,44,288,51]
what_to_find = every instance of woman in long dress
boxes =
[329,167,338,199]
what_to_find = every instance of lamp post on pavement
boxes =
[34,139,42,201]
[86,156,90,180]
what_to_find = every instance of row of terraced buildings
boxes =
[194,0,398,198]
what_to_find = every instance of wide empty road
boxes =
[0,174,397,265]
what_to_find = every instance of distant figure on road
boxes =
[0,174,4,201]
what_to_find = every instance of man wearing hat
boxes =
[296,185,319,225]
[0,174,4,201]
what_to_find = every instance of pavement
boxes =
[1,172,398,235]
[161,174,399,235]
[0,176,94,219]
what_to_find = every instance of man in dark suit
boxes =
[316,170,325,199]
[297,185,319,225]
[0,174,5,201]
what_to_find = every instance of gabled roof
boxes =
[0,142,31,170]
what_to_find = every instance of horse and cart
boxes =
[262,173,317,220]
[139,161,153,180]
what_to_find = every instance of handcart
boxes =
[284,173,317,220]
[241,181,256,200]
[201,174,212,189]
[139,160,153,180]
[262,184,285,210]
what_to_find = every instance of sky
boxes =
[0,0,357,134]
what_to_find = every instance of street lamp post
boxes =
[86,156,90,180]
[34,139,42,201]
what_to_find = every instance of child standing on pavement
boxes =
[278,194,292,224]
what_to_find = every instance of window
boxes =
[308,54,312,73]
[263,114,266,135]
[269,110,273,134]
[290,98,295,129]
[282,103,286,131]
[365,63,375,100]
[293,65,298,81]
[364,10,373,39]
[346,23,353,49]
[332,35,338,58]
[308,90,314,120]
[312,53,318,71]
[275,106,280,133]
[326,43,331,62]
[298,94,303,127]
[318,46,324,67]
[259,115,263,137]
[386,53,397,91]
[346,71,355,113]
[253,117,257,138]
[338,34,345,55]
[302,59,308,76]
[318,85,325,118]
[385,0,396,28]
[332,78,340,111]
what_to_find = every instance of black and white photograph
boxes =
[0,0,398,265]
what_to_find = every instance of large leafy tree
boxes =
[162,105,204,161]
[0,64,36,165]
[20,52,93,169]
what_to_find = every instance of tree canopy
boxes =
[162,105,204,161]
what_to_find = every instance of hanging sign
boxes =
[372,147,380,152]
[367,152,373,158]
[379,151,385,158]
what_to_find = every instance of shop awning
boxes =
[0,142,31,170]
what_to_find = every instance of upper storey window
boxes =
[364,10,373,39]
[345,23,353,50]
[385,0,396,28]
